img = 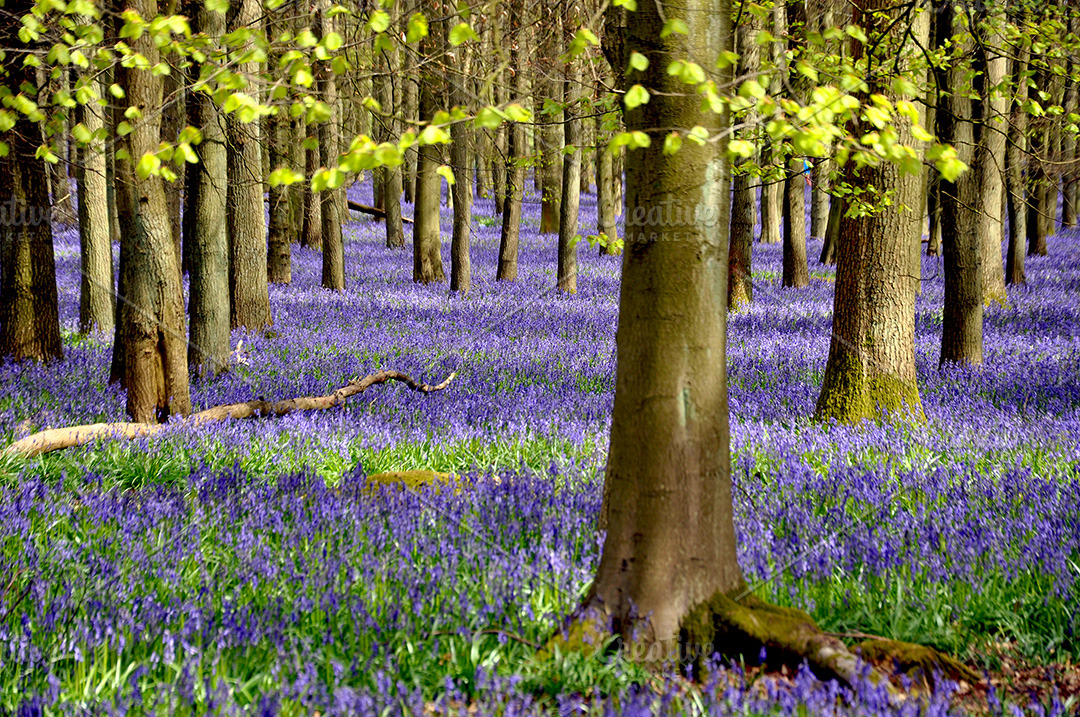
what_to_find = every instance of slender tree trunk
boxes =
[378,49,406,249]
[497,0,526,281]
[539,13,563,235]
[301,137,323,249]
[44,69,77,228]
[266,1,294,286]
[114,0,191,421]
[728,6,760,306]
[188,1,231,378]
[782,160,810,288]
[0,21,63,363]
[1027,67,1049,257]
[1005,39,1029,287]
[815,0,926,423]
[413,17,446,284]
[492,55,509,216]
[77,75,115,335]
[557,56,582,294]
[403,68,419,205]
[161,62,184,264]
[819,194,840,265]
[978,10,1007,306]
[938,3,982,366]
[227,0,272,328]
[318,0,344,290]
[597,135,619,254]
[450,46,472,293]
[584,0,744,653]
[1062,13,1079,228]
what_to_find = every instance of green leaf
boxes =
[206,0,229,13]
[368,9,390,32]
[448,22,479,46]
[321,31,343,51]
[662,132,682,155]
[727,138,754,158]
[436,164,455,185]
[628,51,648,72]
[406,12,428,43]
[474,106,506,129]
[660,18,688,38]
[419,125,451,145]
[624,84,649,110]
[136,152,161,179]
[268,166,304,186]
[612,0,636,9]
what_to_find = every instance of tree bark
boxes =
[301,136,323,249]
[782,160,810,288]
[977,10,1007,306]
[814,0,926,424]
[413,16,446,284]
[378,48,406,249]
[557,53,582,294]
[266,1,294,286]
[1026,66,1049,256]
[581,0,745,656]
[728,6,760,307]
[161,58,184,264]
[819,194,840,265]
[938,3,983,367]
[77,75,115,335]
[497,0,526,282]
[187,0,231,378]
[227,0,271,329]
[113,0,191,422]
[1005,37,1029,287]
[0,22,63,363]
[538,19,564,236]
[450,46,472,293]
[318,0,344,290]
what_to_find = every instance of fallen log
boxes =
[347,200,414,224]
[4,369,454,459]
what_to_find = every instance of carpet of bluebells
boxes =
[1,179,1078,715]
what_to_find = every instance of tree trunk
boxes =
[728,6,760,307]
[188,0,231,378]
[819,194,840,265]
[596,137,617,249]
[378,49,406,249]
[77,75,115,335]
[557,55,582,294]
[1062,12,1079,228]
[538,12,563,235]
[583,0,744,653]
[450,46,472,293]
[1027,67,1049,257]
[977,11,1007,306]
[227,0,272,329]
[266,1,294,286]
[45,69,76,228]
[413,18,446,284]
[497,0,526,282]
[814,0,926,424]
[938,3,983,367]
[161,62,184,264]
[403,68,419,205]
[0,20,63,363]
[782,160,810,288]
[318,0,344,290]
[1005,39,1029,287]
[301,137,323,249]
[114,0,191,422]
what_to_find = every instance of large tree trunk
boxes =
[413,17,446,284]
[583,0,744,653]
[557,55,582,294]
[938,3,983,367]
[497,0,526,282]
[114,0,191,422]
[1005,39,1029,287]
[266,1,294,286]
[814,0,926,424]
[187,1,231,378]
[77,75,115,335]
[1062,12,1079,228]
[977,10,1007,306]
[0,21,63,363]
[301,137,323,249]
[449,45,472,293]
[378,48,406,249]
[161,59,184,264]
[318,0,344,290]
[227,0,271,329]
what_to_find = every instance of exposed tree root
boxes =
[3,370,455,459]
[547,587,978,702]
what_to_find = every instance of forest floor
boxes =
[1,182,1078,714]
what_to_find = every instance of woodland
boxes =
[1,0,1079,713]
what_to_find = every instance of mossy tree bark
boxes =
[938,2,983,367]
[814,0,926,424]
[497,0,526,282]
[413,14,446,285]
[557,48,582,294]
[0,13,63,364]
[318,0,344,290]
[113,0,191,422]
[77,74,115,336]
[187,1,231,378]
[227,0,272,329]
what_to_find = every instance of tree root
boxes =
[3,370,455,459]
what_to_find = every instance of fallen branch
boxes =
[4,370,455,459]
[347,199,414,224]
